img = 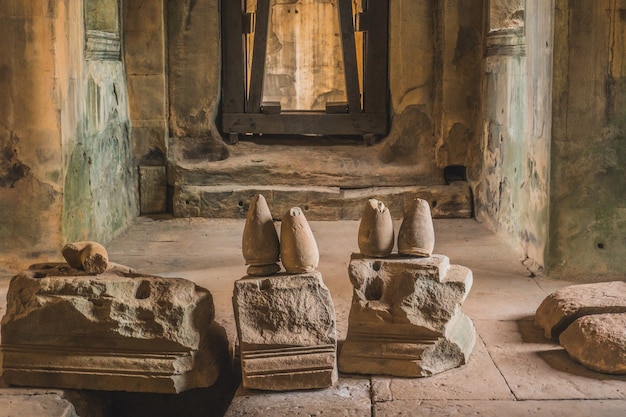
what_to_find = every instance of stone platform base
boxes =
[339,254,476,377]
[233,272,337,391]
[0,263,228,393]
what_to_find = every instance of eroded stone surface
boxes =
[233,271,337,390]
[339,254,475,377]
[559,313,626,375]
[225,377,371,417]
[535,281,626,339]
[0,264,228,393]
[0,389,79,417]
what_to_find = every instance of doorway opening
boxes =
[221,0,390,144]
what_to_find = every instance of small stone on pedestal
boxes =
[233,271,337,391]
[242,194,281,276]
[339,253,476,377]
[397,198,435,257]
[0,263,228,394]
[358,199,394,258]
[280,207,319,274]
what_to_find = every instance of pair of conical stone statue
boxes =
[358,197,435,258]
[242,194,319,276]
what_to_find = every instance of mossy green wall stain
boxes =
[62,61,138,245]
[476,0,553,270]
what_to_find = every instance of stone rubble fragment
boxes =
[233,272,338,391]
[62,241,110,274]
[559,313,626,375]
[534,281,626,340]
[358,198,394,258]
[242,194,281,276]
[339,254,476,377]
[0,263,229,393]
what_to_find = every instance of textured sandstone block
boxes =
[560,313,626,375]
[139,165,167,214]
[0,389,79,417]
[233,272,337,390]
[535,281,626,339]
[339,254,475,377]
[0,263,228,393]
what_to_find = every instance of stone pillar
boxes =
[233,272,338,391]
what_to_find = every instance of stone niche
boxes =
[0,263,229,394]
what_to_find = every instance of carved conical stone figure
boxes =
[358,199,394,257]
[280,207,319,273]
[398,198,435,257]
[242,194,281,276]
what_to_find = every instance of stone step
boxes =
[172,182,473,220]
[167,140,445,189]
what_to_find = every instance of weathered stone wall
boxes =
[124,0,169,166]
[549,0,626,279]
[435,0,484,174]
[0,0,138,270]
[475,0,553,270]
[167,0,229,162]
[0,2,67,268]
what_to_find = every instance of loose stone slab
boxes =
[0,263,228,393]
[535,281,626,339]
[225,377,371,417]
[560,313,626,375]
[233,271,338,391]
[0,389,79,417]
[339,254,476,377]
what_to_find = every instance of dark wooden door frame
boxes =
[221,0,389,143]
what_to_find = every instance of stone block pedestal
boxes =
[233,272,337,391]
[338,254,476,377]
[0,263,228,393]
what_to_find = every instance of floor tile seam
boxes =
[369,376,375,417]
[477,332,520,401]
[377,398,626,403]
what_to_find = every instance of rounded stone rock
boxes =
[62,241,109,274]
[280,207,319,273]
[398,198,435,257]
[559,313,626,375]
[358,199,394,258]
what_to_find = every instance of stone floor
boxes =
[1,217,625,416]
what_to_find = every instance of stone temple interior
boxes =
[1,0,626,416]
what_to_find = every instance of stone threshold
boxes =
[172,182,473,220]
